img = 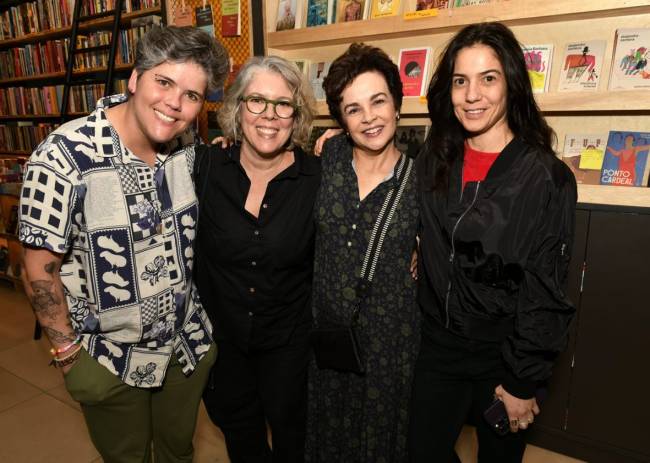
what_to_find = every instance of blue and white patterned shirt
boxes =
[19,94,213,388]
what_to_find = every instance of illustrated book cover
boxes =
[309,61,332,100]
[558,40,606,92]
[336,0,368,23]
[370,0,400,18]
[562,133,608,185]
[276,0,303,31]
[522,44,554,93]
[608,28,650,91]
[600,131,650,187]
[395,125,428,159]
[397,47,432,97]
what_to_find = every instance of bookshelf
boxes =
[263,0,650,208]
[0,0,165,157]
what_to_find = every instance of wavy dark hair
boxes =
[323,42,402,129]
[421,22,556,191]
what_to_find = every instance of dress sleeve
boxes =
[501,163,578,399]
[18,135,83,254]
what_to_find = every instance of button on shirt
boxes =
[18,94,213,388]
[195,144,321,351]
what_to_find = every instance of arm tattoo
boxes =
[43,327,76,344]
[29,280,61,321]
[44,261,57,275]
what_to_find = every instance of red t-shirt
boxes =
[462,143,500,190]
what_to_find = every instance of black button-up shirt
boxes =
[195,144,321,351]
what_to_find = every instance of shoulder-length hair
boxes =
[421,22,556,191]
[218,56,316,150]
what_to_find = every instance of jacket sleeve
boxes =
[501,162,578,399]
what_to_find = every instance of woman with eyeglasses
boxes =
[194,55,319,463]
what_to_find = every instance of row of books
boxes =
[562,131,650,188]
[0,0,73,41]
[275,0,503,31]
[0,38,68,79]
[80,0,160,17]
[0,157,25,185]
[523,29,650,93]
[0,122,58,153]
[0,78,127,118]
[0,19,160,80]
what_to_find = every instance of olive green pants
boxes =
[64,343,217,463]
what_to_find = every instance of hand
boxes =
[210,136,233,148]
[313,128,343,156]
[495,384,540,433]
[410,250,418,280]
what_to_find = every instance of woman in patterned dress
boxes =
[306,43,420,463]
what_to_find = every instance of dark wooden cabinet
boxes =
[529,205,650,463]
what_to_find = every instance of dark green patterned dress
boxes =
[306,134,421,463]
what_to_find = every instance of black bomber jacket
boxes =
[417,137,577,399]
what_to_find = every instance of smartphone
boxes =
[483,388,546,436]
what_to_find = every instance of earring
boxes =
[396,112,400,121]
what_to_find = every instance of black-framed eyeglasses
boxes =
[239,95,297,119]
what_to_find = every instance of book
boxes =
[454,0,490,5]
[608,28,650,91]
[221,0,241,37]
[306,0,329,26]
[522,44,554,93]
[370,0,400,18]
[413,0,450,9]
[398,47,431,97]
[600,131,650,187]
[561,133,608,185]
[291,59,310,75]
[309,61,332,100]
[558,40,606,92]
[395,125,427,158]
[276,0,302,31]
[195,5,214,37]
[336,0,367,23]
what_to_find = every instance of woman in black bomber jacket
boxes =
[409,23,577,462]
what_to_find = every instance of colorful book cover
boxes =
[195,5,214,37]
[454,0,490,5]
[562,133,608,185]
[415,0,450,9]
[336,0,366,23]
[221,0,241,37]
[306,0,329,26]
[395,125,427,158]
[398,47,431,97]
[370,0,400,18]
[276,0,298,31]
[291,59,310,75]
[608,28,650,91]
[309,61,332,100]
[558,40,606,92]
[600,131,650,187]
[522,44,553,93]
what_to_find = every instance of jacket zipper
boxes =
[444,181,481,328]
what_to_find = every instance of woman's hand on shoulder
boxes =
[313,128,343,156]
[210,136,233,148]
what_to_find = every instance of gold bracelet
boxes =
[50,345,82,368]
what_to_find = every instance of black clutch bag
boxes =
[310,323,364,375]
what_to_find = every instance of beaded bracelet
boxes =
[49,334,82,357]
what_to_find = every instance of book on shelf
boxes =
[600,131,650,187]
[398,47,432,97]
[522,44,554,93]
[561,133,608,185]
[291,59,310,75]
[306,0,335,26]
[608,28,650,91]
[221,0,241,37]
[370,0,400,18]
[276,0,304,31]
[395,125,427,158]
[335,0,368,23]
[308,61,332,100]
[558,40,606,92]
[454,0,490,5]
[195,4,215,37]
[407,0,450,10]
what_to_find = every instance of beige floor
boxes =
[0,281,585,463]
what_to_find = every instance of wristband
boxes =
[49,334,82,357]
[50,345,82,368]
